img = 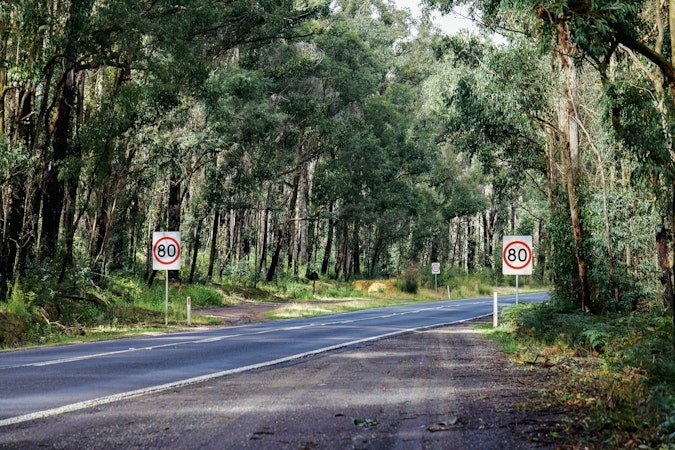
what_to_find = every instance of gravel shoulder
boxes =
[0,315,568,449]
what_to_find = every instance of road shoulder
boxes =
[0,318,566,449]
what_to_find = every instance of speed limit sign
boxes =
[502,236,533,275]
[153,232,181,270]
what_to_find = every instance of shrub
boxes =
[397,263,420,294]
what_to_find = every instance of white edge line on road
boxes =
[0,313,493,428]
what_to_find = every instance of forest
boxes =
[0,1,673,326]
[0,0,671,328]
[3,0,675,445]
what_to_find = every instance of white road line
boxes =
[0,313,491,427]
[4,302,482,369]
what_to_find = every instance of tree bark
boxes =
[558,15,591,311]
[258,189,270,278]
[482,207,497,269]
[188,217,204,283]
[267,170,300,281]
[1,86,35,300]
[58,70,85,283]
[352,220,361,276]
[41,64,74,259]
[656,223,673,310]
[207,209,220,280]
[321,202,334,276]
[467,217,476,272]
[167,168,182,282]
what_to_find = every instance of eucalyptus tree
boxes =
[424,0,674,317]
[0,0,329,299]
[300,0,446,280]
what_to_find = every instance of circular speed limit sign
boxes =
[502,236,533,275]
[152,232,181,270]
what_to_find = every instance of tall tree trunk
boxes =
[467,217,476,272]
[656,223,673,310]
[321,202,334,276]
[558,15,591,311]
[258,190,269,277]
[58,70,85,283]
[188,217,204,283]
[1,86,35,300]
[300,163,310,266]
[352,220,360,276]
[267,171,300,281]
[92,64,130,277]
[335,221,349,280]
[167,167,182,282]
[430,232,439,264]
[370,235,384,277]
[208,209,220,280]
[293,161,309,278]
[337,221,350,281]
[536,219,546,280]
[482,207,497,269]
[267,226,285,282]
[0,180,27,299]
[41,65,75,259]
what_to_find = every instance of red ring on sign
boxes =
[153,236,181,266]
[503,241,532,270]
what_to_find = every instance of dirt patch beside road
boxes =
[197,302,281,326]
[0,317,575,449]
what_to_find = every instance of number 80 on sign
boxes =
[153,232,181,270]
[502,236,533,275]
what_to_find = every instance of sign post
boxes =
[502,236,533,304]
[431,262,441,295]
[153,232,181,326]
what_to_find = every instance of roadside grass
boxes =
[0,268,545,350]
[483,299,675,449]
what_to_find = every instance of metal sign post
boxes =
[516,275,519,305]
[152,232,181,326]
[431,262,441,296]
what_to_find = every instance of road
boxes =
[0,292,548,427]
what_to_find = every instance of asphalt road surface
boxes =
[0,293,548,427]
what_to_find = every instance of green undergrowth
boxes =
[485,298,675,449]
[0,267,544,349]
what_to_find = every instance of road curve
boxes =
[0,292,548,426]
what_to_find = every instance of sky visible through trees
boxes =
[0,0,673,344]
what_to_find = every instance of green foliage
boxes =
[397,264,421,294]
[500,298,666,358]
[582,184,659,312]
[543,192,579,302]
[6,283,35,324]
[497,299,675,446]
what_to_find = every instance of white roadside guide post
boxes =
[496,235,534,326]
[493,292,498,327]
[152,232,181,326]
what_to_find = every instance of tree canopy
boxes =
[0,0,674,345]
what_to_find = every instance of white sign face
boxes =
[153,232,181,270]
[502,236,533,275]
[431,262,441,275]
